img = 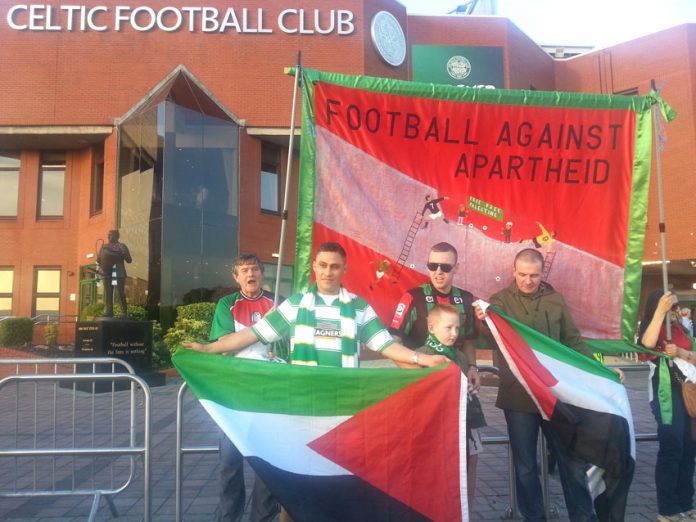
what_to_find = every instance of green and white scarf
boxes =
[292,283,357,367]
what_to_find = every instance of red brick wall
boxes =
[0,0,408,127]
[75,133,120,263]
[238,132,299,264]
[0,149,83,342]
[408,15,509,47]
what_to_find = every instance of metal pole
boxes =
[651,79,672,341]
[274,52,302,308]
[175,383,186,522]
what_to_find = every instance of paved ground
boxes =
[0,352,678,521]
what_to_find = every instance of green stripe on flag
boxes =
[492,307,621,381]
[173,348,438,416]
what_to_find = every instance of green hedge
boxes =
[164,302,216,356]
[151,320,170,369]
[80,303,148,321]
[0,317,34,346]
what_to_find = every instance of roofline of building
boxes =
[0,126,113,135]
[116,64,245,126]
[246,127,300,137]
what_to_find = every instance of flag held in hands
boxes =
[480,301,635,521]
[173,348,469,521]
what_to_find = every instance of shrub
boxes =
[151,321,171,369]
[164,302,216,355]
[44,322,59,346]
[174,302,217,322]
[80,303,148,321]
[0,317,34,346]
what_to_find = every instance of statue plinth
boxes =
[72,319,164,391]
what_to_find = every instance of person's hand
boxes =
[665,343,678,358]
[182,341,209,352]
[419,354,449,367]
[613,368,625,383]
[656,292,677,316]
[467,366,481,392]
[473,303,486,321]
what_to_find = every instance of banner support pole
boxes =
[274,52,302,308]
[651,78,672,341]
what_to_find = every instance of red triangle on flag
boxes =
[308,363,465,522]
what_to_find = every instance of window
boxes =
[33,268,61,320]
[90,146,104,215]
[0,151,20,218]
[38,152,65,218]
[0,268,13,316]
[261,262,294,299]
[260,143,281,213]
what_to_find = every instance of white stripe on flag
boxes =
[537,352,635,457]
[538,352,629,415]
[200,399,352,476]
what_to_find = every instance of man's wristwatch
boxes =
[467,364,478,372]
[412,352,420,365]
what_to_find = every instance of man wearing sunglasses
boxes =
[390,242,478,381]
[389,242,482,507]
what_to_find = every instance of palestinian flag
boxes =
[173,349,468,521]
[481,302,635,521]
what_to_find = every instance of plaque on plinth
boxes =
[73,319,164,391]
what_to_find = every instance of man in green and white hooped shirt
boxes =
[185,242,448,370]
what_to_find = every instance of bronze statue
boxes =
[98,229,132,317]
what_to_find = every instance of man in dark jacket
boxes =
[477,248,598,522]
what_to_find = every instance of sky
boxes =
[400,0,696,48]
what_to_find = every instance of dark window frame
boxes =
[0,151,20,219]
[37,152,66,219]
[90,146,104,216]
[0,266,14,316]
[32,266,61,320]
[260,143,281,215]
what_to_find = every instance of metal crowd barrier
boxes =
[481,363,658,520]
[0,357,152,522]
[176,381,218,522]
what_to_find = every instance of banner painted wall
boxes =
[294,69,657,344]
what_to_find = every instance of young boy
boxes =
[416,303,486,514]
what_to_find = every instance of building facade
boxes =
[0,0,694,341]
